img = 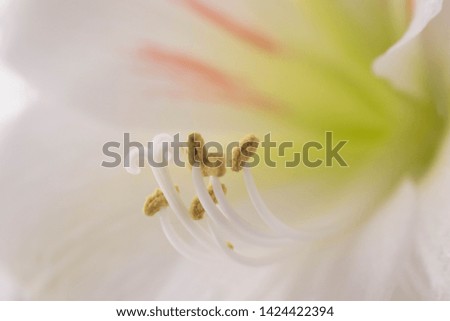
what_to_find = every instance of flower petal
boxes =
[0,0,284,129]
[0,103,172,299]
[407,135,450,299]
[299,180,418,299]
[0,266,22,300]
[373,0,443,95]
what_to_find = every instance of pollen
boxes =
[188,132,226,177]
[202,152,226,177]
[226,242,235,250]
[188,132,205,167]
[143,186,179,216]
[232,134,259,172]
[189,183,227,220]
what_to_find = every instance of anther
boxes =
[188,132,226,177]
[189,183,227,220]
[188,132,205,168]
[143,186,179,216]
[203,153,226,177]
[232,134,260,172]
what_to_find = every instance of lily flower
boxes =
[0,0,448,300]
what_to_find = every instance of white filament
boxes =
[210,177,293,246]
[192,167,285,248]
[242,168,311,240]
[159,214,216,262]
[125,147,147,175]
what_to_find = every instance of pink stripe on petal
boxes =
[139,47,236,90]
[137,46,283,112]
[177,0,280,53]
[407,0,415,18]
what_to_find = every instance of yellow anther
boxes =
[226,242,235,250]
[232,134,259,172]
[189,197,205,221]
[202,152,226,177]
[143,186,179,216]
[188,132,226,177]
[187,132,205,168]
[189,184,227,220]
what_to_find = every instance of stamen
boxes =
[143,189,168,216]
[188,132,226,177]
[150,134,215,250]
[159,214,212,261]
[210,176,293,246]
[189,184,227,220]
[243,167,308,240]
[206,221,287,266]
[187,132,205,168]
[130,132,309,266]
[203,153,226,177]
[143,186,180,216]
[192,167,291,250]
[231,134,259,172]
[125,147,148,175]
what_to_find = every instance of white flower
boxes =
[0,0,448,300]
